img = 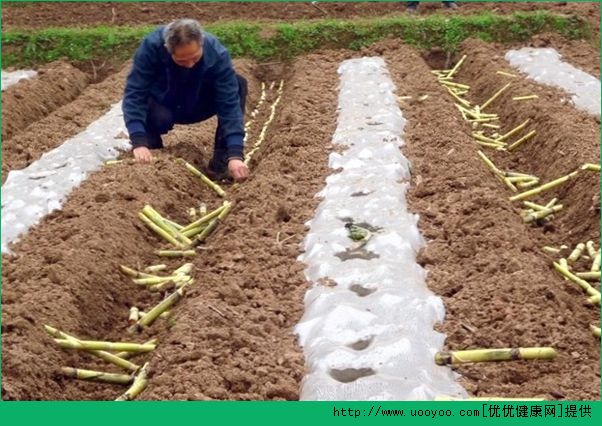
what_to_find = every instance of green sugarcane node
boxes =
[60,367,133,385]
[156,249,197,257]
[115,363,150,401]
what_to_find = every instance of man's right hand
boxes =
[133,146,153,163]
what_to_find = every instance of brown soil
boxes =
[1,38,599,400]
[1,63,129,183]
[1,1,599,32]
[1,55,338,400]
[375,39,599,399]
[1,60,89,143]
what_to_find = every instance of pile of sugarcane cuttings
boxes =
[46,79,286,400]
[427,55,600,400]
[430,56,600,226]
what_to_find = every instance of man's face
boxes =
[171,41,203,68]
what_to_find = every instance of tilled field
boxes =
[1,33,600,400]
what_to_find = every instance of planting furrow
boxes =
[1,61,89,142]
[376,40,599,399]
[140,54,336,400]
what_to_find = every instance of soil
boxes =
[374,39,599,399]
[1,28,600,401]
[1,1,599,34]
[1,60,89,143]
[1,55,338,400]
[1,63,130,183]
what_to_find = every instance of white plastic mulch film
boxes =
[505,47,601,117]
[1,102,130,253]
[295,57,467,401]
[1,69,37,91]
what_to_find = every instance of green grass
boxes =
[0,11,592,68]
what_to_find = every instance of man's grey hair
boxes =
[163,19,204,53]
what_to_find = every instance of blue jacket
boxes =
[122,27,244,155]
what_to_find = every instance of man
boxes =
[406,2,458,13]
[122,19,249,182]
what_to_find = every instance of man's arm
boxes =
[122,37,159,150]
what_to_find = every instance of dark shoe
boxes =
[444,2,458,10]
[206,157,229,181]
[407,5,418,14]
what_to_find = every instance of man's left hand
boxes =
[228,158,249,182]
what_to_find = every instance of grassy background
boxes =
[1,11,592,68]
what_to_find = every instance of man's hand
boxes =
[228,158,249,182]
[133,146,153,163]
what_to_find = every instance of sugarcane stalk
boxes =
[128,307,139,324]
[440,80,470,90]
[115,363,150,401]
[182,225,206,238]
[545,198,558,208]
[580,163,600,172]
[54,339,156,353]
[559,258,569,270]
[138,212,183,248]
[507,130,536,151]
[132,276,176,286]
[513,95,538,101]
[119,265,157,279]
[130,286,187,332]
[473,133,506,146]
[523,205,562,223]
[516,180,540,189]
[60,367,133,385]
[188,207,197,221]
[446,87,471,108]
[44,325,140,372]
[105,160,123,166]
[435,347,556,365]
[179,159,226,197]
[199,203,207,216]
[496,70,517,78]
[480,83,511,111]
[145,264,167,273]
[591,325,601,338]
[523,201,548,211]
[195,219,219,244]
[482,123,501,129]
[510,176,538,183]
[115,339,158,359]
[447,54,467,78]
[155,250,196,258]
[543,246,560,254]
[586,241,597,258]
[587,294,601,305]
[141,206,192,246]
[180,204,226,233]
[503,178,518,192]
[591,251,600,272]
[477,151,503,177]
[498,119,531,142]
[568,243,586,262]
[149,280,176,292]
[575,271,601,281]
[173,263,193,276]
[509,171,580,202]
[553,262,601,298]
[163,218,184,231]
[476,140,507,150]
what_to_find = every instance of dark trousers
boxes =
[145,74,248,170]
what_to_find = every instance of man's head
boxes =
[163,19,204,68]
